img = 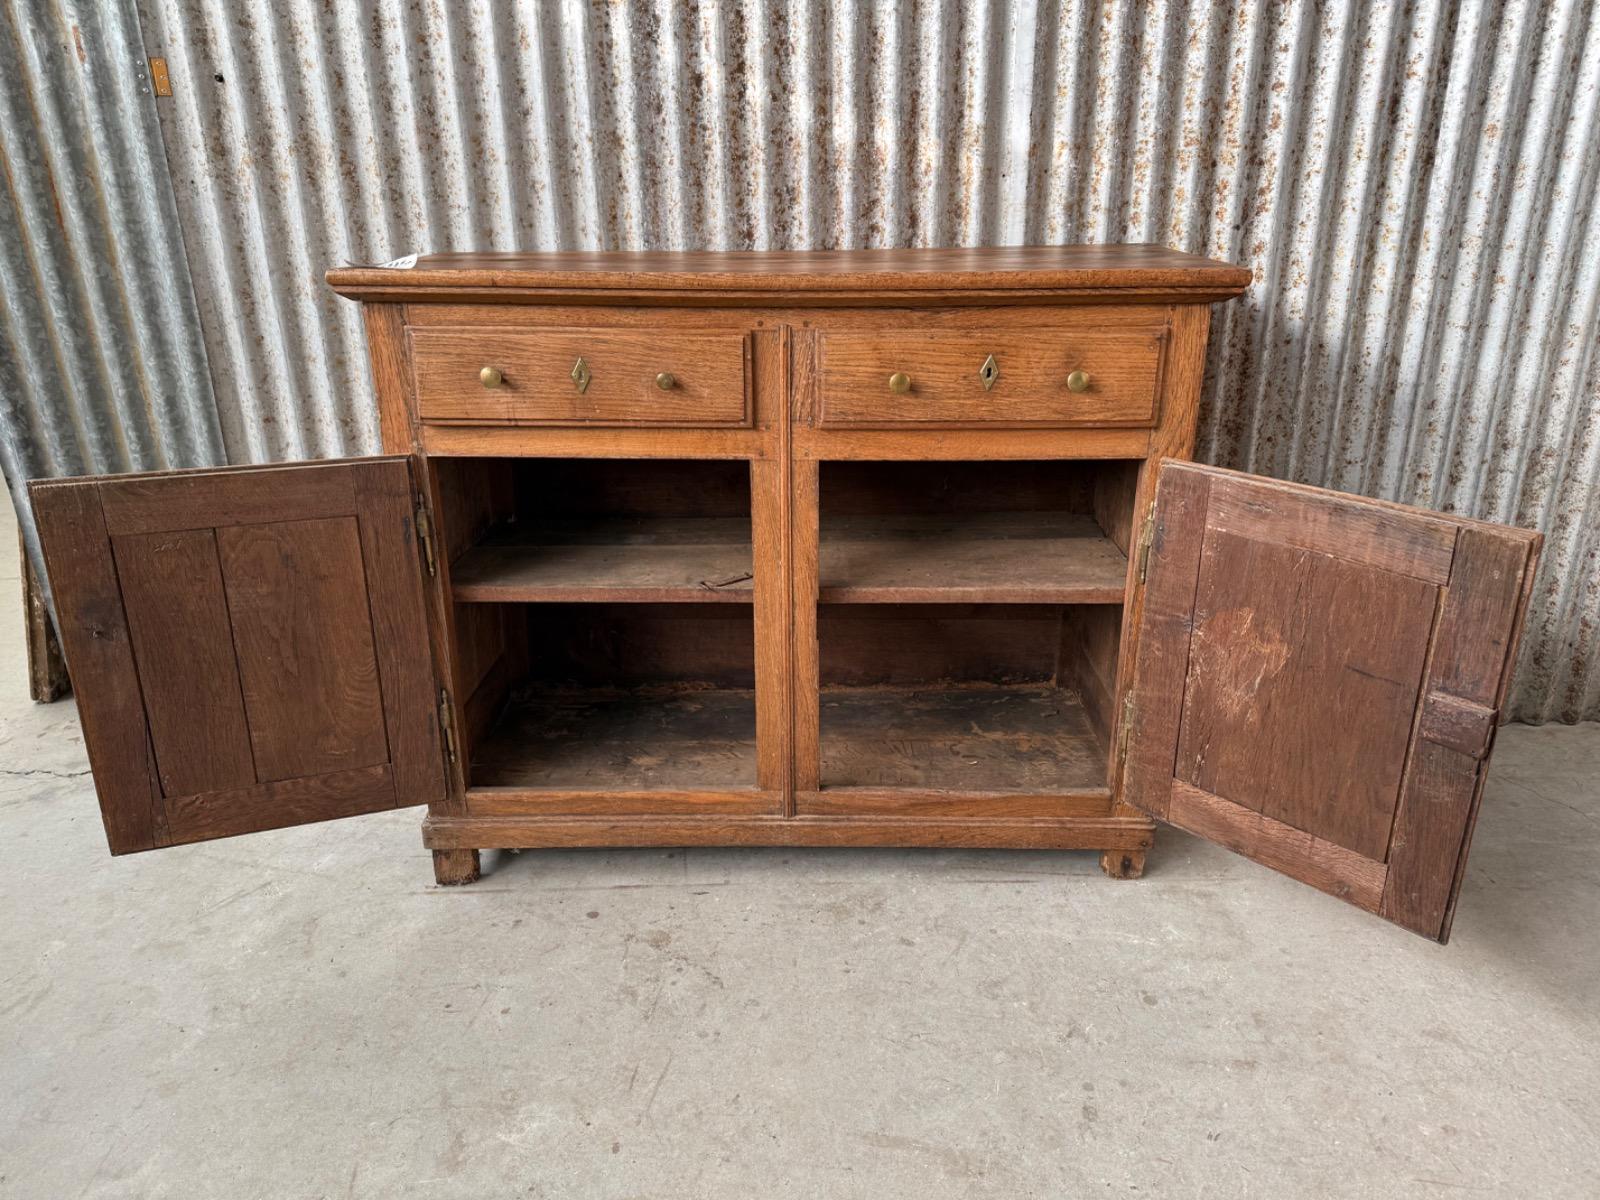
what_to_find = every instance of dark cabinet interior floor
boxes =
[820,683,1107,791]
[472,686,758,790]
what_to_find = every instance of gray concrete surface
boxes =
[1,489,1597,1199]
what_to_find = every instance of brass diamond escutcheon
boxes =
[570,357,592,393]
[979,354,1000,391]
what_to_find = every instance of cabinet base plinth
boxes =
[423,813,1155,855]
[1099,849,1147,879]
[432,848,481,886]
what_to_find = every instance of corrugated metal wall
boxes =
[0,0,226,571]
[3,1,1596,722]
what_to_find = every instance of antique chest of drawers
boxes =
[31,247,1540,942]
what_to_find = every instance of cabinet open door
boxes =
[1121,460,1541,942]
[29,458,445,854]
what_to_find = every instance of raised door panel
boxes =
[1122,461,1540,942]
[30,458,444,854]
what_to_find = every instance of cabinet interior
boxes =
[816,460,1135,792]
[434,457,757,792]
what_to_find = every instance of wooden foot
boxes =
[432,848,481,886]
[1099,849,1146,880]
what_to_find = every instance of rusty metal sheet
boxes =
[3,0,1596,721]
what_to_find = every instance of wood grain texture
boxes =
[1167,780,1388,911]
[163,765,397,845]
[21,527,69,702]
[791,455,821,793]
[1110,305,1208,807]
[1207,475,1459,584]
[1174,526,1436,861]
[750,339,792,795]
[218,516,391,783]
[819,684,1107,792]
[818,512,1127,604]
[363,303,418,453]
[32,458,445,855]
[1382,525,1540,940]
[423,812,1158,851]
[465,788,776,816]
[1120,463,1212,821]
[329,244,1254,305]
[98,461,359,535]
[817,327,1164,428]
[432,849,481,885]
[519,604,755,688]
[793,425,1150,461]
[798,787,1111,818]
[471,687,757,790]
[421,423,766,460]
[450,516,754,603]
[1128,460,1541,939]
[1436,530,1540,945]
[408,327,750,426]
[1418,692,1498,760]
[110,528,255,797]
[1058,605,1122,765]
[350,461,450,811]
[29,479,163,853]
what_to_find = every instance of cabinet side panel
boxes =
[364,303,418,453]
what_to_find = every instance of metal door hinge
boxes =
[1116,691,1136,773]
[1135,511,1156,585]
[437,690,459,765]
[415,497,438,577]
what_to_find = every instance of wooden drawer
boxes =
[408,327,751,426]
[815,327,1166,428]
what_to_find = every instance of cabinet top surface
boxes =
[327,244,1252,301]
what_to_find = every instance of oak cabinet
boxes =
[30,248,1540,942]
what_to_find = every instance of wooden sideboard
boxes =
[31,247,1540,943]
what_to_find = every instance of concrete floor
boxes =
[1,495,1597,1199]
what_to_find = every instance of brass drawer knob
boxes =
[655,371,676,390]
[479,365,504,388]
[888,371,912,394]
[1066,369,1091,393]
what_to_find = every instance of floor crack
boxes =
[0,766,92,781]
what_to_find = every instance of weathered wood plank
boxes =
[818,512,1127,604]
[1168,780,1388,912]
[1207,474,1459,584]
[29,480,163,853]
[1382,526,1540,940]
[820,684,1107,792]
[217,516,390,783]
[163,764,397,845]
[1174,526,1436,862]
[111,528,256,797]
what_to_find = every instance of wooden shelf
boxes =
[818,512,1127,604]
[452,516,753,603]
[472,686,756,789]
[820,683,1107,790]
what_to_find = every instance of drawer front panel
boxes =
[816,328,1166,428]
[409,327,751,426]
